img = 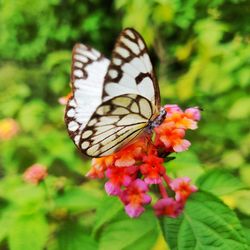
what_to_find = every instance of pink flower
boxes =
[163,105,200,130]
[84,103,201,218]
[23,164,48,184]
[140,155,165,184]
[58,92,72,105]
[169,177,198,202]
[164,104,182,114]
[154,197,183,217]
[105,166,138,195]
[172,138,191,152]
[120,179,151,218]
[185,107,201,121]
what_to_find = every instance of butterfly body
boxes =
[65,28,164,157]
[147,107,167,132]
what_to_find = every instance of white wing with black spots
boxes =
[102,28,160,109]
[65,44,110,146]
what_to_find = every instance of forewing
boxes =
[79,94,154,157]
[102,28,160,109]
[65,44,110,147]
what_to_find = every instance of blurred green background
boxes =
[0,0,249,250]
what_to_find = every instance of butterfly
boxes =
[65,28,166,157]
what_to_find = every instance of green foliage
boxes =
[9,213,48,250]
[196,169,246,195]
[56,221,97,250]
[98,210,158,250]
[0,0,249,249]
[160,191,248,250]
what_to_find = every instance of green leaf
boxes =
[55,187,101,213]
[0,176,45,209]
[152,3,174,24]
[234,190,250,216]
[166,151,204,181]
[43,50,71,70]
[243,226,250,247]
[18,100,46,132]
[57,220,97,250]
[221,150,245,169]
[237,213,250,247]
[160,191,248,250]
[8,213,48,250]
[93,196,123,236]
[0,207,14,242]
[240,165,250,187]
[99,210,158,250]
[196,169,246,195]
[228,97,250,119]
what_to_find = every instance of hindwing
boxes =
[79,94,153,157]
[65,44,110,146]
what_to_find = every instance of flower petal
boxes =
[105,181,121,196]
[125,204,145,218]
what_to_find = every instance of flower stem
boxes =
[158,181,168,198]
[41,180,54,210]
[162,173,172,186]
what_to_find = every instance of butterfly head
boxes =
[147,107,166,132]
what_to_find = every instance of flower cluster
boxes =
[87,105,200,218]
[23,164,48,185]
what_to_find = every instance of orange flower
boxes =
[169,177,197,202]
[0,118,19,140]
[86,155,114,178]
[140,155,165,184]
[155,122,191,152]
[164,105,198,130]
[113,136,150,167]
[105,166,138,195]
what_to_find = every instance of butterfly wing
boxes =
[102,28,160,109]
[66,28,160,158]
[79,94,154,157]
[78,29,160,157]
[65,44,110,146]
